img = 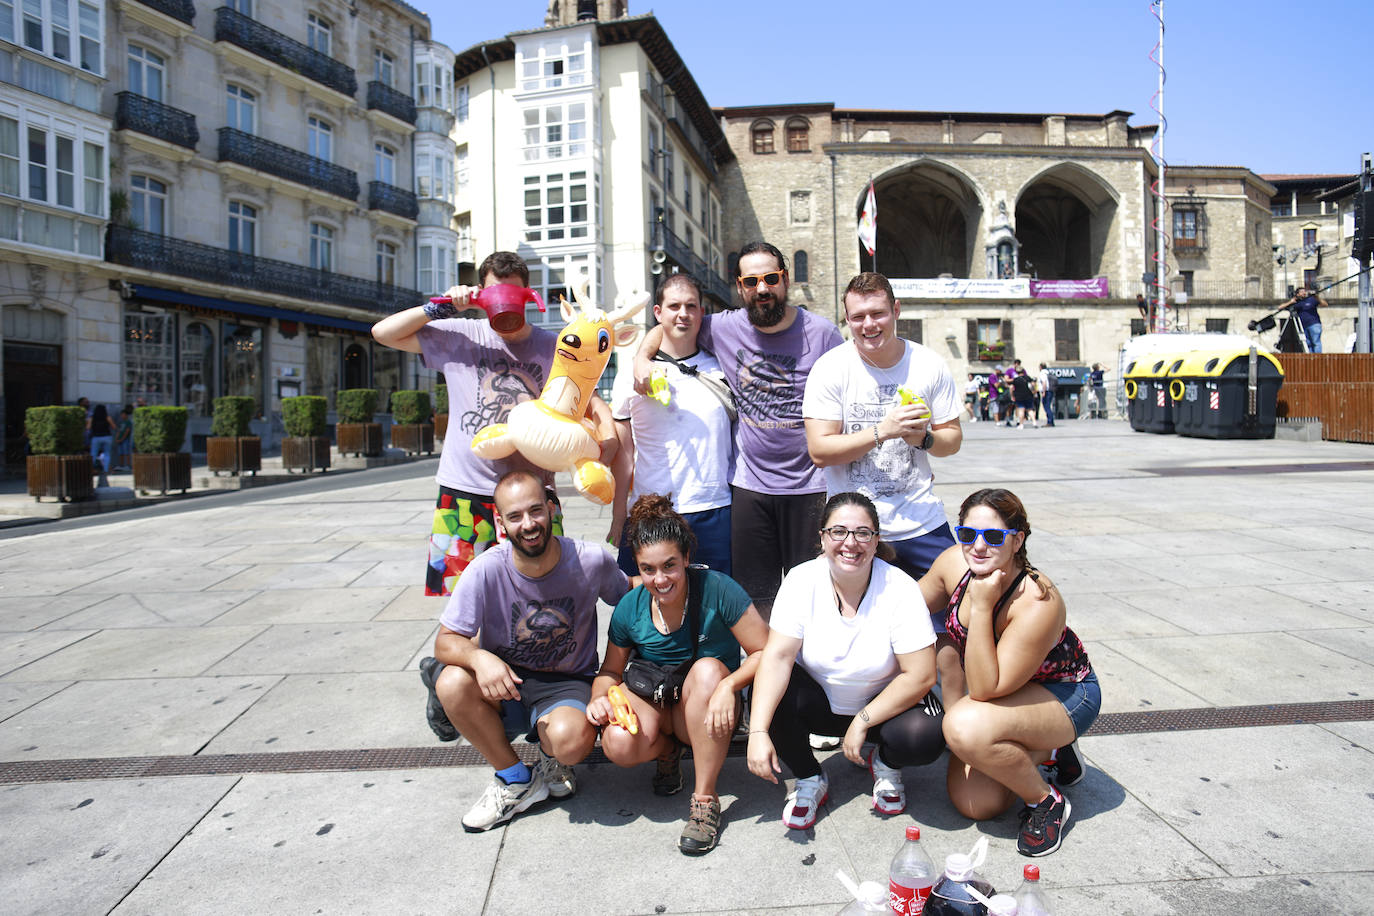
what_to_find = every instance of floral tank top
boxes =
[944,569,1093,684]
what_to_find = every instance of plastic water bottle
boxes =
[923,837,996,916]
[1013,865,1053,916]
[839,881,891,914]
[888,825,937,915]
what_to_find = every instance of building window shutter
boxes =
[1001,319,1015,360]
[967,319,977,356]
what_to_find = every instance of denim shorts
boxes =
[1041,671,1101,738]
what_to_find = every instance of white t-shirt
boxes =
[769,556,937,714]
[802,340,961,541]
[611,350,733,514]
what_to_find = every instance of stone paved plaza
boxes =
[2,420,1373,914]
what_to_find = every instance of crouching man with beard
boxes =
[433,470,630,832]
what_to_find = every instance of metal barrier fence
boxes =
[1275,354,1374,443]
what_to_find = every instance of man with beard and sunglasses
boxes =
[634,242,842,618]
[430,471,630,832]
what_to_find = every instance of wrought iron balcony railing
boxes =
[218,128,359,200]
[133,0,195,24]
[214,7,357,98]
[658,226,733,306]
[366,80,416,125]
[706,272,733,305]
[107,225,422,314]
[367,181,418,220]
[115,92,199,151]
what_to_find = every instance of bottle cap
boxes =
[987,894,1018,915]
[905,826,921,841]
[944,853,973,880]
[1023,864,1040,881]
[857,882,886,906]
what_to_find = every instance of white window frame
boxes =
[374,49,394,87]
[307,116,332,163]
[128,44,166,102]
[228,200,256,254]
[455,84,469,123]
[10,0,100,71]
[130,173,166,234]
[522,169,591,244]
[309,221,333,272]
[522,101,587,162]
[226,85,256,134]
[306,12,331,57]
[526,254,593,329]
[374,142,395,185]
[376,239,396,286]
[518,38,588,92]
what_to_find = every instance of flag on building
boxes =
[858,181,877,256]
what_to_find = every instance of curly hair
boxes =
[624,494,696,563]
[957,488,1050,596]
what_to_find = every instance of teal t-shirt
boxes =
[608,568,751,672]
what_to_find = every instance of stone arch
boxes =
[1013,163,1119,280]
[856,159,986,278]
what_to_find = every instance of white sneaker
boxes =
[537,750,576,799]
[461,768,549,832]
[809,733,840,750]
[782,773,829,830]
[869,750,906,815]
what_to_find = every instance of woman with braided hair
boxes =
[919,488,1100,857]
[587,494,767,855]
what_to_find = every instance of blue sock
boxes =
[496,761,531,785]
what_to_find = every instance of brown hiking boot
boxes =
[652,740,684,796]
[678,794,721,855]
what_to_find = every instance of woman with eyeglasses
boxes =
[746,492,945,831]
[919,488,1100,857]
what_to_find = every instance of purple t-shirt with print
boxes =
[440,537,630,677]
[699,308,842,495]
[417,318,557,495]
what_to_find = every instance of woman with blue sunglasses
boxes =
[919,488,1100,857]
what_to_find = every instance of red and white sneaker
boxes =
[868,750,906,815]
[782,773,829,830]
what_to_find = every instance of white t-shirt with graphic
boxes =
[769,556,937,714]
[802,340,960,541]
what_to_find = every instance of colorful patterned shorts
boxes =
[425,485,564,596]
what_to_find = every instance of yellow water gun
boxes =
[607,684,639,734]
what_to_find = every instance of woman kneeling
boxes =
[747,492,945,831]
[920,488,1101,857]
[587,495,767,855]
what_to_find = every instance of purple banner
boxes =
[1029,278,1110,299]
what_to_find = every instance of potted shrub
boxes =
[206,396,261,476]
[281,396,331,473]
[25,406,94,502]
[433,384,448,441]
[335,388,382,457]
[390,390,434,455]
[132,405,191,495]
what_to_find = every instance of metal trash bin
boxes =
[1125,353,1176,434]
[1171,347,1284,439]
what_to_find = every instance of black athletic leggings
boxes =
[768,665,946,780]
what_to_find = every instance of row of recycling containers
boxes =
[1124,346,1284,438]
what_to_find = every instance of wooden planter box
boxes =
[434,412,448,441]
[281,436,331,473]
[391,423,434,456]
[206,436,261,476]
[133,452,191,495]
[337,422,382,457]
[26,454,95,502]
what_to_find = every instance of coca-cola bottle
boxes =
[888,825,937,915]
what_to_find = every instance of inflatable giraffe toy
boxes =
[470,278,648,505]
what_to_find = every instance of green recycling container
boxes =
[1170,348,1284,439]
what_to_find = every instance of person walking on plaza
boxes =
[919,488,1100,857]
[589,495,767,854]
[1037,363,1056,427]
[1283,285,1326,353]
[964,372,981,422]
[429,471,630,832]
[610,274,734,576]
[112,405,133,472]
[87,404,115,486]
[1011,368,1037,429]
[634,242,842,618]
[803,271,963,582]
[1090,363,1107,418]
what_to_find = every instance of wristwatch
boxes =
[916,429,934,451]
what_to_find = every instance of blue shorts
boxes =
[499,670,592,742]
[887,524,956,633]
[617,503,731,577]
[1041,671,1101,738]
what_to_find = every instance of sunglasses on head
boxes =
[738,271,785,288]
[953,526,1018,546]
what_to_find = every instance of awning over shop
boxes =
[129,285,375,334]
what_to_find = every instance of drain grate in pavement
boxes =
[2,698,1370,785]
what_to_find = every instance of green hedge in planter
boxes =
[210,396,256,437]
[282,396,328,437]
[133,406,189,453]
[25,406,86,455]
[391,390,432,425]
[336,389,378,423]
[434,384,447,414]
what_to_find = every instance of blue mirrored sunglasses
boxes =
[953,526,1018,547]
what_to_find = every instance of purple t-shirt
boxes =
[700,308,842,495]
[440,537,630,677]
[417,318,557,495]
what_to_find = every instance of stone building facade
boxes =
[1266,173,1358,299]
[2,0,450,464]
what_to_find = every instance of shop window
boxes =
[222,323,262,404]
[342,341,368,389]
[373,344,401,412]
[307,333,339,409]
[750,119,775,155]
[1054,318,1080,362]
[180,320,216,417]
[123,310,174,406]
